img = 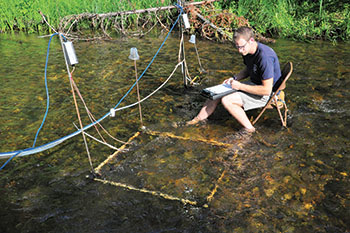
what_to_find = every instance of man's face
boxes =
[235,37,251,56]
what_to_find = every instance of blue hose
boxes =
[33,32,58,148]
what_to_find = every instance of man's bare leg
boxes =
[221,93,255,132]
[187,98,220,125]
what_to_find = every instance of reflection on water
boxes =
[0,33,349,232]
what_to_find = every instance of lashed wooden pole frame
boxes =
[93,129,231,207]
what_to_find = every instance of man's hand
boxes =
[223,77,234,85]
[230,80,241,90]
[223,78,241,90]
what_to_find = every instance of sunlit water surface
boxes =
[0,32,349,232]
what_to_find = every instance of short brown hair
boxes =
[233,26,255,42]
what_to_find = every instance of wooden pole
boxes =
[134,60,143,126]
[178,0,188,87]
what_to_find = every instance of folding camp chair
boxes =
[252,62,293,127]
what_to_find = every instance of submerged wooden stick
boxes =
[206,169,226,202]
[94,178,205,207]
[145,129,232,148]
[94,131,140,174]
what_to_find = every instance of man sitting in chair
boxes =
[187,26,281,134]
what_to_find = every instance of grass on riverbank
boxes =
[215,0,350,41]
[1,0,349,41]
[0,0,174,33]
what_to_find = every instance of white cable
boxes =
[73,123,122,151]
[114,61,182,112]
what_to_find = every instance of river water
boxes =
[0,32,349,232]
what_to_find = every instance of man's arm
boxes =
[235,67,249,81]
[231,77,273,96]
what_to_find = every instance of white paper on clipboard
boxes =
[201,83,237,100]
[204,83,235,94]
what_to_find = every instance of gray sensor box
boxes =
[63,41,78,66]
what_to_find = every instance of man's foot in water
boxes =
[172,117,207,128]
[236,127,255,138]
[186,117,207,126]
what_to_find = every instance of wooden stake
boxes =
[134,60,143,126]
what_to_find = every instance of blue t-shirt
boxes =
[243,42,281,86]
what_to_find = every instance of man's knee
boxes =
[221,96,229,107]
[221,94,242,107]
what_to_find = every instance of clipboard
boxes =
[201,83,236,100]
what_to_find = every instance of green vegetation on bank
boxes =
[0,0,174,33]
[1,0,349,41]
[215,0,350,41]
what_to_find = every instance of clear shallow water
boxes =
[0,32,349,232]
